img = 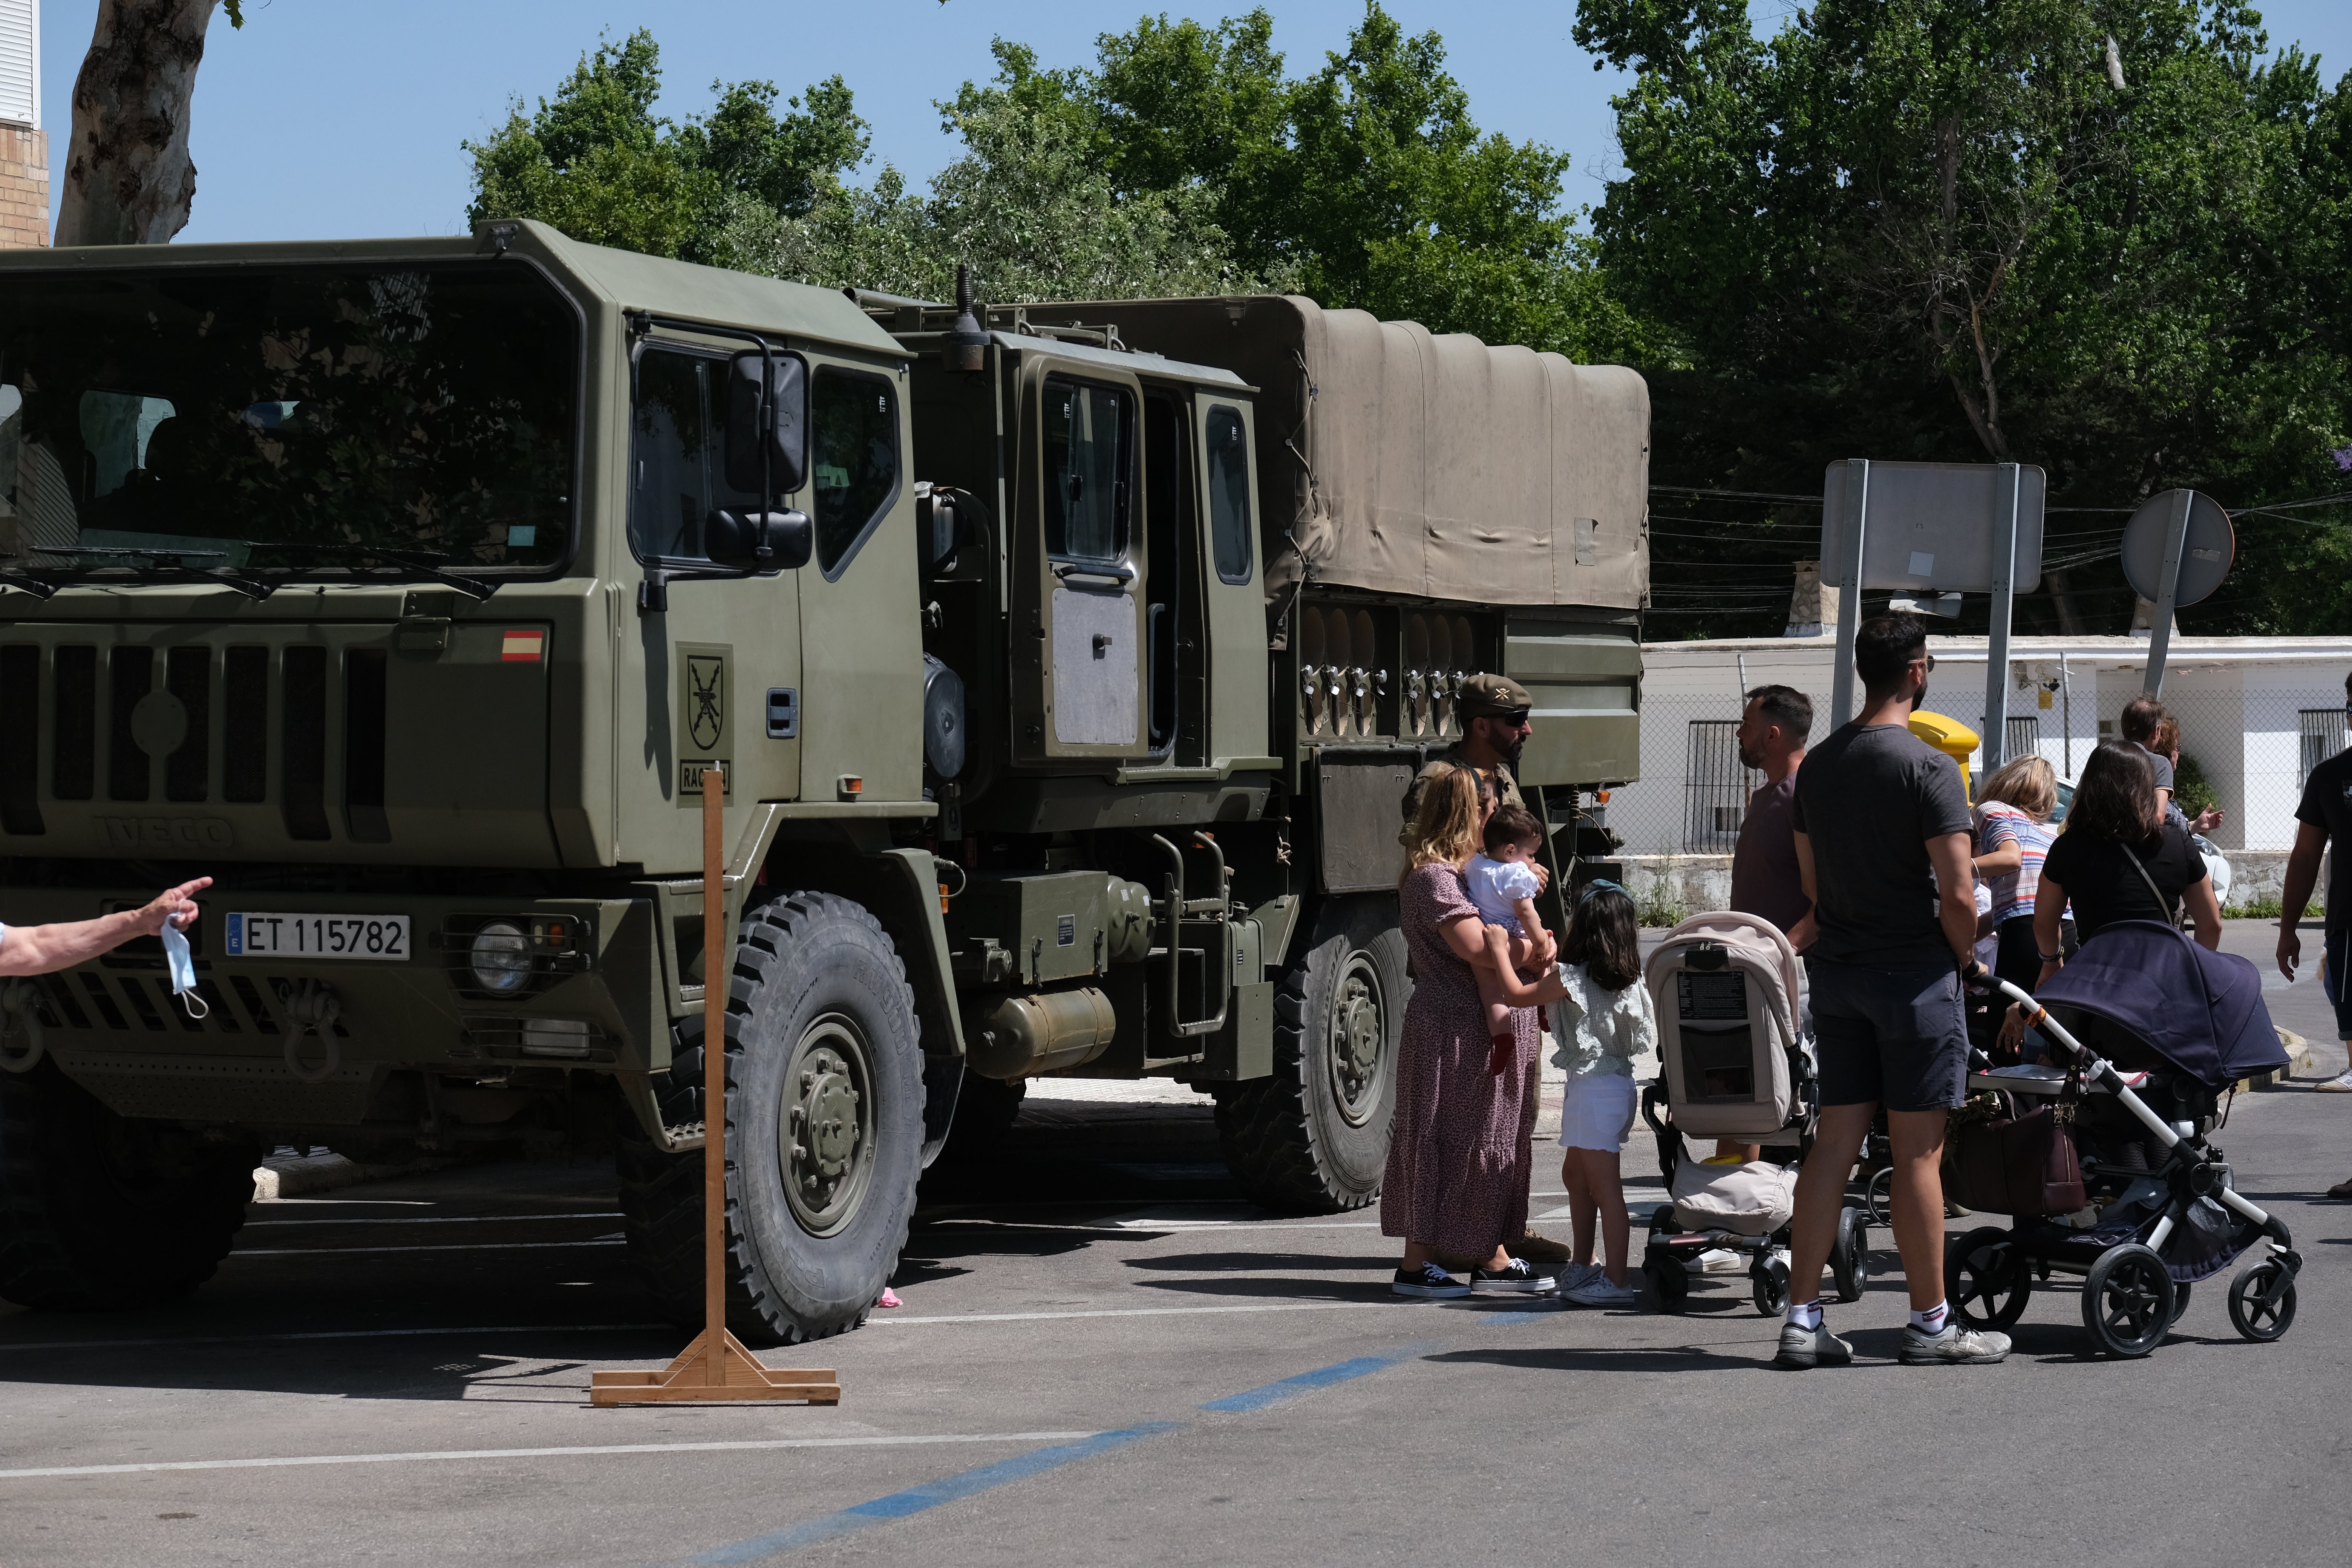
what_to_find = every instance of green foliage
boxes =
[465,9,1650,361]
[1633,861,1688,928]
[2173,752,2221,819]
[1577,0,2352,636]
[462,30,871,268]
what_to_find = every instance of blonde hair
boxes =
[1978,753,2056,820]
[1403,766,1485,879]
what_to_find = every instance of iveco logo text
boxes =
[96,817,237,850]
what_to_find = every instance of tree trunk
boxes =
[55,0,222,247]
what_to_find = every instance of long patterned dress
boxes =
[1379,861,1541,1261]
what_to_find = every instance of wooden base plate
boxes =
[590,1328,839,1406]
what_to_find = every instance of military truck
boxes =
[0,221,1648,1342]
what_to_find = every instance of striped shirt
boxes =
[1978,802,2056,925]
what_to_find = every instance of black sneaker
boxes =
[1392,1263,1471,1299]
[1468,1257,1557,1294]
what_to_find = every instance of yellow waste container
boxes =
[1908,710,1980,800]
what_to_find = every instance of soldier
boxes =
[1398,674,1541,851]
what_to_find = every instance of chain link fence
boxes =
[1602,675,2351,859]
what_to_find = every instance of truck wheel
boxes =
[0,1064,256,1310]
[1214,896,1407,1211]
[618,891,923,1345]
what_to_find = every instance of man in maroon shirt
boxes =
[1732,684,1817,951]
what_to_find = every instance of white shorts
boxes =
[1558,1071,1638,1153]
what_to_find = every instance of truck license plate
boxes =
[225,913,411,960]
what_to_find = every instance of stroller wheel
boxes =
[1832,1207,1870,1304]
[2081,1243,2176,1358]
[1646,1257,1690,1314]
[2226,1259,2297,1342]
[1864,1166,1895,1227]
[1751,1257,1791,1317]
[1948,1226,2031,1330]
[2168,1280,2192,1326]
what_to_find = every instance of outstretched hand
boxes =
[133,878,211,937]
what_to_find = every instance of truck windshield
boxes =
[0,263,576,580]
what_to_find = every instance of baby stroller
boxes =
[1636,913,1870,1315]
[1954,920,2303,1358]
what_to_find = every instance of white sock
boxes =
[1786,1298,1823,1331]
[1909,1301,1950,1334]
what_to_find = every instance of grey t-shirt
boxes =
[1790,722,1973,967]
[2130,741,2189,830]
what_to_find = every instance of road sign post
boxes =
[591,764,841,1408]
[2122,489,2232,699]
[1980,462,2023,776]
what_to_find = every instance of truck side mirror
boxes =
[724,351,807,496]
[918,486,978,572]
[704,508,812,571]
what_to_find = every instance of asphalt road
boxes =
[2,920,2348,1567]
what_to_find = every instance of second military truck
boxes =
[0,221,1648,1341]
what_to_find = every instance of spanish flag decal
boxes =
[501,629,545,663]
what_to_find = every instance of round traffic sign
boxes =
[2120,489,2234,607]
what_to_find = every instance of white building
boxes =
[1607,631,2352,912]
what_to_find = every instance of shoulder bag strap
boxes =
[2122,841,2179,921]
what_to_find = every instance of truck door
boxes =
[623,338,801,869]
[1193,394,1269,769]
[1014,363,1151,765]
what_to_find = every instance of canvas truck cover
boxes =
[1016,294,1651,609]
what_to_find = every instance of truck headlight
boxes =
[469,922,533,994]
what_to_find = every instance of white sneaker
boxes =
[2315,1069,2352,1093]
[1565,1277,1644,1308]
[1685,1248,1742,1274]
[1555,1262,1603,1296]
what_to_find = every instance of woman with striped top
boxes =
[1973,755,2061,1055]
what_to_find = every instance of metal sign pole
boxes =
[2142,488,2193,698]
[1829,459,1870,727]
[1980,462,2020,777]
[592,763,840,1407]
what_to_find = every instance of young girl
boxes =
[1552,882,1656,1308]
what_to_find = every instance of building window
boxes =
[1683,719,1755,853]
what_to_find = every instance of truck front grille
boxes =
[31,970,341,1039]
[0,644,40,835]
[281,644,330,841]
[51,645,95,801]
[221,645,268,802]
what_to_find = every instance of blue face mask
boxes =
[160,921,208,1019]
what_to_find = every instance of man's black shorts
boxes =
[1807,957,1968,1112]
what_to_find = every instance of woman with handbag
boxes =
[2034,742,2223,978]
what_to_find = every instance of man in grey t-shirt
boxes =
[1774,614,2007,1370]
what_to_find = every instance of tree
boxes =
[55,0,245,247]
[1576,0,2352,635]
[462,30,871,266]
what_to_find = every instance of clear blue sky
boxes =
[35,0,2352,245]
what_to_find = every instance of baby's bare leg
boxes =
[1475,926,1512,1038]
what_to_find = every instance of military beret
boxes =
[1459,672,1532,718]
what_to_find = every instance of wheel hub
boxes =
[1327,954,1387,1128]
[778,1018,874,1237]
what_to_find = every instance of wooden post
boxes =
[591,763,839,1406]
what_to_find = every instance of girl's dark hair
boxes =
[2067,741,2162,849]
[1565,885,1641,993]
[1482,804,1542,857]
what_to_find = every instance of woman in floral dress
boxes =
[1384,766,1565,1298]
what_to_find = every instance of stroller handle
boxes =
[1977,971,2278,1234]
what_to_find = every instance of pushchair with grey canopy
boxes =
[1634,913,1870,1315]
[1951,920,2302,1358]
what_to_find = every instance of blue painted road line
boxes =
[666,1424,1181,1567]
[663,1341,1433,1563]
[1197,1340,1435,1413]
[1480,1303,1564,1327]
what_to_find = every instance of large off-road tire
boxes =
[1213,895,1407,1212]
[617,891,924,1344]
[0,1063,256,1310]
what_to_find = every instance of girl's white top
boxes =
[1464,853,1541,934]
[1548,962,1657,1080]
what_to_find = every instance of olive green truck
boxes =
[0,221,1649,1342]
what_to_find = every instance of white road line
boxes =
[0,1323,670,1355]
[873,1301,1390,1325]
[231,1240,626,1258]
[245,1212,624,1228]
[0,1432,1099,1482]
[923,1219,1384,1237]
